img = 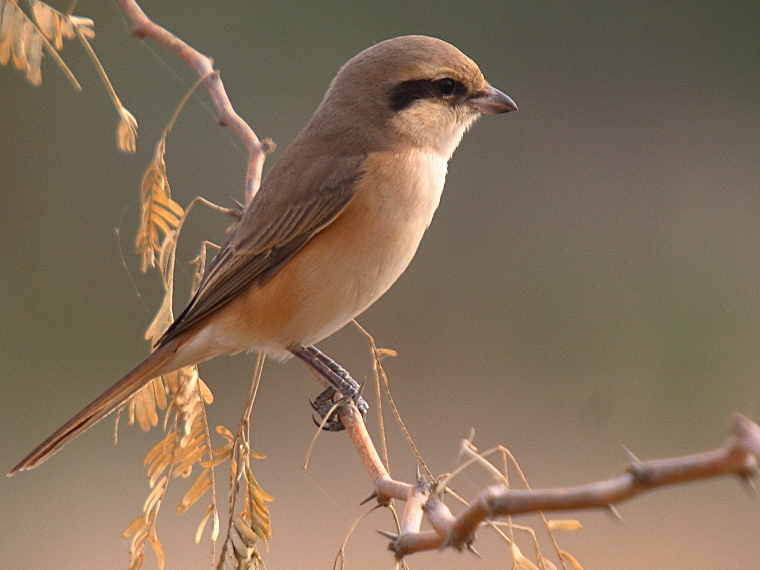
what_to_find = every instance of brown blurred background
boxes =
[2,1,759,568]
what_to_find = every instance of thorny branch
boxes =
[113,0,274,206]
[337,402,760,559]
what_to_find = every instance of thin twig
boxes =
[112,0,274,204]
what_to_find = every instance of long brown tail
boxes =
[8,340,180,476]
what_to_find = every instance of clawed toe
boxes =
[310,387,368,431]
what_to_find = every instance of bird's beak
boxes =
[468,86,518,114]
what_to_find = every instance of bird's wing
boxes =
[157,153,366,346]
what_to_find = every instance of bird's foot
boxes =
[293,345,369,430]
[310,387,368,431]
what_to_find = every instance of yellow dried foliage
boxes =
[135,139,185,273]
[546,519,583,531]
[118,107,138,153]
[559,550,585,570]
[0,0,83,88]
[127,372,229,569]
[123,472,168,570]
[1,0,43,85]
[29,0,93,49]
[512,543,541,570]
[243,467,273,542]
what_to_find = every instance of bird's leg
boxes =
[292,345,369,430]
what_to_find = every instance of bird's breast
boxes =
[328,148,447,304]
[211,149,448,358]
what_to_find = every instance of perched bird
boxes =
[10,35,516,475]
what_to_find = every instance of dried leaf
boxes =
[512,543,541,570]
[25,24,41,85]
[152,376,168,410]
[118,106,138,153]
[143,475,168,514]
[246,469,275,503]
[198,378,214,404]
[376,348,398,358]
[173,444,207,478]
[0,36,9,66]
[31,0,57,46]
[245,469,273,540]
[10,13,25,69]
[123,514,150,540]
[144,431,175,468]
[148,532,165,570]
[194,504,214,543]
[148,449,173,488]
[156,229,178,280]
[216,425,235,442]
[0,1,18,44]
[212,509,220,542]
[177,469,212,514]
[0,1,20,67]
[135,139,183,272]
[538,556,558,570]
[144,290,174,346]
[201,446,232,468]
[230,526,254,565]
[547,519,583,531]
[132,383,159,431]
[559,551,585,570]
[69,14,94,38]
[233,514,259,548]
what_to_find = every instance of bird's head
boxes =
[306,35,516,158]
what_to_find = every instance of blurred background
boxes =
[2,1,759,568]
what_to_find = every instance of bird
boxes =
[9,35,516,475]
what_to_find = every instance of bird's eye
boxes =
[435,78,456,96]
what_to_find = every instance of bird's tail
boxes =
[8,340,180,476]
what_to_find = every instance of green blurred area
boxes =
[1,1,759,569]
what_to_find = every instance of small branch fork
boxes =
[113,0,274,206]
[339,404,760,559]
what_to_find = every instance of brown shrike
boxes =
[10,35,516,475]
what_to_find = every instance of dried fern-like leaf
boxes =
[144,431,176,487]
[129,381,160,431]
[9,10,25,70]
[143,475,169,514]
[538,556,558,570]
[118,106,138,153]
[216,425,235,442]
[244,468,273,541]
[201,444,232,468]
[195,503,215,544]
[122,513,150,540]
[30,0,59,48]
[0,0,81,88]
[511,543,541,570]
[24,21,42,85]
[198,377,214,404]
[0,6,10,66]
[174,442,207,478]
[546,519,583,531]
[177,468,212,514]
[69,14,94,38]
[232,514,259,548]
[144,290,174,346]
[559,550,585,570]
[135,139,184,273]
[148,531,165,570]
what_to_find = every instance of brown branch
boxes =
[337,402,760,559]
[113,0,274,205]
